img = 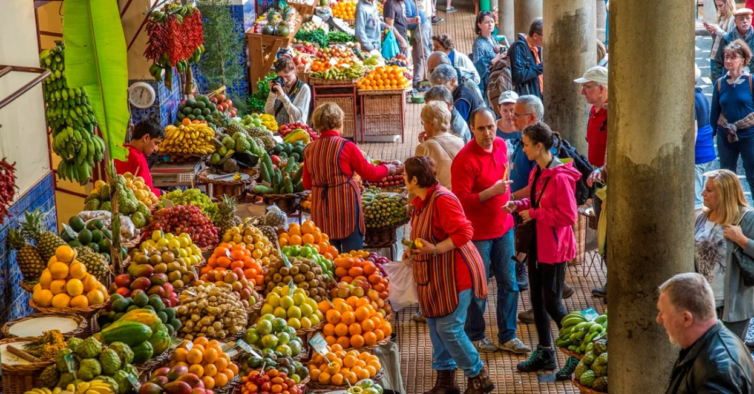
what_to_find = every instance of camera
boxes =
[273,76,285,87]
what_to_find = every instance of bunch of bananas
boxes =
[40,41,105,184]
[73,380,115,394]
[259,113,278,131]
[312,63,365,80]
[160,121,216,156]
[24,387,68,394]
[555,311,607,354]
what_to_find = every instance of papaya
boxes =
[116,310,163,334]
[131,341,154,364]
[100,321,153,347]
[148,329,171,356]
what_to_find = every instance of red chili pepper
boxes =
[0,158,18,225]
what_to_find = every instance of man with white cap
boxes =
[712,7,754,82]
[496,91,520,141]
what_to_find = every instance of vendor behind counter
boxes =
[265,56,312,126]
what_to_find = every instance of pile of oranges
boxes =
[318,296,392,349]
[308,345,382,385]
[331,0,356,20]
[203,243,266,286]
[356,66,411,90]
[171,337,239,389]
[278,221,340,259]
[32,245,108,308]
[332,254,389,300]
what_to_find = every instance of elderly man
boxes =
[712,7,754,82]
[428,51,485,104]
[425,85,472,143]
[496,91,519,141]
[658,273,754,394]
[430,64,483,124]
[451,107,531,355]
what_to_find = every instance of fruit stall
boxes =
[247,4,304,94]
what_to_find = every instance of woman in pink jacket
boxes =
[503,122,581,377]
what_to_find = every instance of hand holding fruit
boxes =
[410,238,434,256]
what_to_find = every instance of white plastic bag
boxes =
[382,259,418,312]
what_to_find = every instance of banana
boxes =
[54,388,62,394]
[76,382,91,394]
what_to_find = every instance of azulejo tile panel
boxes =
[129,71,181,129]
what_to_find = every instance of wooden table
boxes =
[246,17,303,93]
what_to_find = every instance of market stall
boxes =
[247,5,304,94]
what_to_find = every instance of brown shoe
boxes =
[424,369,460,394]
[563,282,574,299]
[463,367,494,394]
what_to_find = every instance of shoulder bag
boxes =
[731,210,754,286]
[514,177,550,255]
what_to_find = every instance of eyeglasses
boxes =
[513,113,533,119]
[582,83,600,89]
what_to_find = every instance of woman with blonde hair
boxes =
[694,168,754,340]
[416,101,465,190]
[704,0,737,72]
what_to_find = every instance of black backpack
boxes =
[556,138,594,206]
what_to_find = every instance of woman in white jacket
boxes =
[432,33,480,86]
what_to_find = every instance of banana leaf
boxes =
[63,0,129,162]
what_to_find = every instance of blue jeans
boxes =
[465,229,519,343]
[717,129,754,194]
[426,289,484,377]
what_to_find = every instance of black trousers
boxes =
[527,256,569,347]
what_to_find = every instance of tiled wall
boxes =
[129,71,181,129]
[0,172,57,326]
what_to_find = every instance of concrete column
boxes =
[542,0,595,155]
[607,0,695,392]
[514,0,541,36]
[703,0,716,22]
[499,0,515,42]
[595,0,606,43]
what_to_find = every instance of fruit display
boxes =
[254,153,304,195]
[277,123,317,142]
[300,19,328,33]
[385,54,409,68]
[311,63,366,81]
[361,188,409,229]
[169,338,239,390]
[161,120,217,157]
[240,368,304,394]
[281,245,335,278]
[159,189,220,221]
[240,113,278,133]
[44,337,139,390]
[119,174,160,207]
[175,94,234,129]
[356,65,411,90]
[197,243,262,306]
[22,329,67,360]
[141,364,220,394]
[332,252,389,301]
[293,30,328,48]
[318,296,391,349]
[277,220,336,253]
[368,175,405,189]
[40,42,106,184]
[211,131,267,169]
[555,311,607,355]
[144,2,204,89]
[60,216,128,263]
[307,344,382,385]
[38,378,121,394]
[7,209,69,285]
[143,205,220,249]
[31,245,109,309]
[83,174,154,230]
[264,254,331,302]
[327,31,356,43]
[256,4,300,37]
[257,284,324,330]
[93,307,173,364]
[270,141,306,165]
[573,336,608,392]
[242,314,305,358]
[98,293,182,336]
[218,222,279,273]
[175,284,248,339]
[331,1,355,20]
[281,128,311,146]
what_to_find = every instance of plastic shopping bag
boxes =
[382,259,418,312]
[381,28,400,61]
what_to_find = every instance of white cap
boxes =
[734,7,753,16]
[574,66,608,85]
[498,90,519,105]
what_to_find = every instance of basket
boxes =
[309,76,362,86]
[250,191,311,215]
[20,280,35,293]
[316,96,356,138]
[246,294,264,316]
[2,313,88,339]
[557,346,584,360]
[135,350,173,382]
[0,337,55,394]
[360,90,408,136]
[123,236,141,250]
[28,299,107,319]
[571,375,607,394]
[306,369,384,392]
[364,218,409,248]
[296,319,325,336]
[198,169,256,200]
[357,87,412,96]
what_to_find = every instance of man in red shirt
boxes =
[451,107,531,355]
[114,119,164,196]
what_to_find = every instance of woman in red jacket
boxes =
[503,122,581,377]
[405,156,493,394]
[302,103,401,252]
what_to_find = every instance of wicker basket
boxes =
[309,76,362,86]
[198,169,256,200]
[250,191,311,215]
[558,346,584,360]
[2,313,88,339]
[135,350,173,382]
[364,219,409,248]
[316,96,356,138]
[0,337,55,394]
[360,90,408,136]
[28,299,107,319]
[123,236,141,250]
[571,375,607,394]
[306,369,384,392]
[20,280,35,293]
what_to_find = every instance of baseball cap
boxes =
[498,90,519,105]
[574,66,608,85]
[734,7,753,16]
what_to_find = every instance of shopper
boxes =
[428,52,485,106]
[383,0,409,54]
[355,0,386,52]
[503,122,580,377]
[115,118,164,197]
[430,65,483,125]
[424,85,472,143]
[574,66,608,169]
[404,0,432,91]
[264,56,311,126]
[711,8,754,82]
[658,273,754,394]
[695,64,717,214]
[694,169,754,341]
[415,102,465,190]
[472,11,506,99]
[710,40,754,194]
[704,0,736,75]
[508,18,544,98]
[404,155,493,394]
[432,33,481,87]
[302,103,402,252]
[452,107,531,355]
[496,91,519,141]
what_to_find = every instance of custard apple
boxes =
[131,212,146,229]
[582,351,596,366]
[579,370,596,388]
[67,338,83,353]
[100,201,112,211]
[592,362,608,377]
[57,372,75,388]
[95,375,120,394]
[84,199,101,211]
[595,352,608,366]
[77,358,102,381]
[99,185,111,201]
[574,361,589,380]
[113,370,131,394]
[108,342,134,365]
[99,348,121,375]
[122,364,138,378]
[56,348,73,372]
[40,364,60,388]
[593,376,608,392]
[77,337,102,359]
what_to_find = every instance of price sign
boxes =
[65,353,78,377]
[309,333,330,356]
[221,341,237,353]
[127,374,141,390]
[185,290,197,297]
[236,339,262,358]
[170,338,184,348]
[581,307,599,322]
[288,280,295,295]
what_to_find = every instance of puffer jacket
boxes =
[514,158,580,263]
[664,321,753,394]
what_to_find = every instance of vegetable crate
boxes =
[312,84,357,139]
[358,88,409,143]
[290,2,316,18]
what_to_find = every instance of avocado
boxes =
[69,216,86,232]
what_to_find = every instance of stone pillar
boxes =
[542,0,595,155]
[514,0,541,36]
[499,0,515,42]
[703,0,716,22]
[595,0,606,43]
[607,0,695,392]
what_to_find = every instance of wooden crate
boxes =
[359,89,408,139]
[317,96,356,138]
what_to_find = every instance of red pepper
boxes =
[0,158,18,225]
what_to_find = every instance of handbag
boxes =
[732,210,754,287]
[514,178,550,255]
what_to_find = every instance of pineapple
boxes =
[264,205,288,229]
[8,227,46,280]
[21,208,67,263]
[74,246,110,282]
[257,224,278,245]
[226,123,245,137]
[216,195,242,236]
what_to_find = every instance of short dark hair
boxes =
[475,11,495,35]
[432,34,454,50]
[523,122,562,152]
[132,118,165,141]
[470,107,496,127]
[274,56,296,73]
[529,18,543,37]
[405,156,438,188]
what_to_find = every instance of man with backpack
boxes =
[508,19,544,99]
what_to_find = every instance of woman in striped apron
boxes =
[404,156,494,394]
[302,103,401,252]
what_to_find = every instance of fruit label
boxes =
[280,249,292,268]
[221,341,237,353]
[163,199,175,208]
[236,339,262,357]
[185,290,197,297]
[288,279,295,295]
[309,333,330,356]
[62,224,77,240]
[581,307,599,322]
[64,353,78,377]
[126,373,141,390]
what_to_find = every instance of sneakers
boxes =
[518,308,535,324]
[516,345,557,372]
[563,282,574,299]
[415,85,430,93]
[412,311,427,323]
[514,257,528,291]
[445,6,457,12]
[431,16,444,24]
[555,356,580,380]
[592,286,607,298]
[472,338,499,353]
[498,338,531,354]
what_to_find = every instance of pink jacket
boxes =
[514,160,581,264]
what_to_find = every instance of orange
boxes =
[204,363,218,377]
[336,336,351,349]
[289,235,302,246]
[331,344,344,352]
[70,295,89,308]
[288,224,301,236]
[318,371,332,384]
[203,348,218,363]
[33,289,54,307]
[50,262,69,279]
[367,360,381,370]
[69,262,87,279]
[363,332,377,346]
[189,364,205,377]
[310,369,321,382]
[50,279,67,295]
[214,357,228,372]
[340,311,356,325]
[346,296,359,308]
[355,306,370,322]
[51,293,71,308]
[318,300,332,313]
[361,318,376,333]
[325,335,337,346]
[187,349,203,364]
[302,233,315,245]
[355,360,366,368]
[302,221,316,234]
[365,365,377,377]
[222,368,235,381]
[323,323,336,336]
[374,329,385,341]
[358,352,370,361]
[194,337,210,347]
[66,279,84,297]
[381,322,393,337]
[193,344,206,354]
[174,348,188,362]
[334,323,349,337]
[39,270,52,288]
[349,334,365,348]
[343,355,357,368]
[55,245,75,263]
[348,323,362,336]
[86,289,105,305]
[355,297,370,307]
[202,376,216,390]
[331,373,344,386]
[326,360,342,374]
[326,309,341,325]
[214,372,229,387]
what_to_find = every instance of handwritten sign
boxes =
[309,333,330,356]
[236,339,262,358]
[162,199,175,208]
[221,341,237,353]
[127,373,141,390]
[288,280,295,296]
